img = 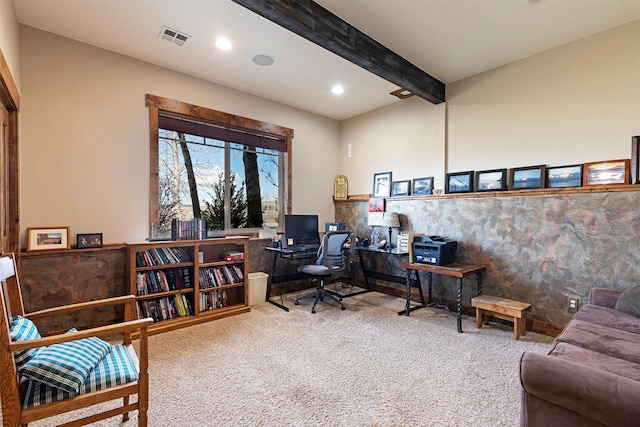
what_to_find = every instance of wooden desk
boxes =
[402,262,486,333]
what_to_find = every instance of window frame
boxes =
[146,94,293,237]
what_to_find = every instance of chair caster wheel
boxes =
[341,306,346,310]
[312,309,316,314]
[294,301,299,305]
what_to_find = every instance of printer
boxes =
[412,236,458,266]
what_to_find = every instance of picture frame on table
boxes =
[391,180,411,197]
[26,226,70,251]
[546,164,583,188]
[77,233,103,249]
[445,171,474,194]
[372,171,392,197]
[582,159,630,186]
[510,165,546,190]
[412,177,434,196]
[475,169,507,192]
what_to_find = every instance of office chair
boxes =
[294,230,352,313]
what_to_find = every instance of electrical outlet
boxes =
[568,298,579,312]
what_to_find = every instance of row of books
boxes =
[199,265,244,289]
[136,267,192,295]
[200,289,228,311]
[137,294,193,322]
[171,218,207,240]
[135,247,191,267]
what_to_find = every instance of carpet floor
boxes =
[21,290,553,426]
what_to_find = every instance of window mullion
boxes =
[224,141,231,230]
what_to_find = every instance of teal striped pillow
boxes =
[19,335,112,394]
[9,315,42,369]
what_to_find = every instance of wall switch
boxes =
[347,143,352,158]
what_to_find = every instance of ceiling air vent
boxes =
[159,26,190,46]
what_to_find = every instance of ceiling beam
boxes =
[231,0,445,104]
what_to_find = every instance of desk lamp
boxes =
[382,212,400,251]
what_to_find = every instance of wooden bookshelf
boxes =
[126,237,250,336]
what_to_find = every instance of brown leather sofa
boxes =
[519,287,640,427]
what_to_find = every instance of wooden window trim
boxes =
[145,94,293,236]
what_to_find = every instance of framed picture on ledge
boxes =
[372,171,392,197]
[77,233,103,249]
[510,165,546,190]
[26,226,70,251]
[412,177,434,196]
[445,171,474,194]
[546,164,583,188]
[583,159,630,186]
[475,169,507,192]
[391,180,411,197]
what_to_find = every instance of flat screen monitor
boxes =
[284,214,319,246]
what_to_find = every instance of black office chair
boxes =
[294,230,352,313]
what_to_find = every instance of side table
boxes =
[402,262,486,333]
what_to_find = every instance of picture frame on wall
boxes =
[372,171,392,197]
[475,169,507,192]
[27,226,70,251]
[631,136,640,184]
[368,197,385,212]
[77,233,103,249]
[445,171,474,194]
[391,180,411,197]
[510,165,546,190]
[582,159,630,186]
[411,177,434,196]
[546,164,583,188]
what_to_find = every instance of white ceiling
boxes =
[12,0,640,121]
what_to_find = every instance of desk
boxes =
[264,247,317,311]
[356,246,424,304]
[402,262,486,333]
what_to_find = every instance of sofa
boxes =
[519,287,640,427]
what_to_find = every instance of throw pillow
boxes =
[19,335,112,394]
[9,315,42,369]
[615,284,640,318]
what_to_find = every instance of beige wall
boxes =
[0,0,20,90]
[340,20,640,195]
[19,26,340,245]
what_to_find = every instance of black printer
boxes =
[412,236,458,266]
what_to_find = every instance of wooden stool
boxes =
[471,295,532,340]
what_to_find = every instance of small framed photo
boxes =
[391,180,411,197]
[546,164,583,188]
[631,136,640,184]
[510,165,546,190]
[77,233,103,249]
[583,159,630,186]
[372,171,392,197]
[475,169,507,192]
[27,227,70,252]
[445,171,474,194]
[412,177,434,196]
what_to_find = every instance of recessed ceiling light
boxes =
[331,85,344,95]
[252,54,274,66]
[215,37,232,51]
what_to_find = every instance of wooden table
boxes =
[401,262,486,333]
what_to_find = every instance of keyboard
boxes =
[290,244,319,253]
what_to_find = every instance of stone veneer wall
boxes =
[335,188,640,334]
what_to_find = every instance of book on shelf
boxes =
[171,218,207,240]
[135,247,191,267]
[222,251,244,261]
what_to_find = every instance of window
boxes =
[146,95,293,237]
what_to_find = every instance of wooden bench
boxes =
[471,295,532,340]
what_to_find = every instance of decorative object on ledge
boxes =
[546,164,583,188]
[412,177,434,196]
[630,136,640,184]
[582,159,630,186]
[391,180,411,197]
[445,171,474,194]
[334,175,348,200]
[372,171,392,197]
[368,197,385,212]
[77,233,103,249]
[26,226,70,251]
[510,165,546,190]
[475,169,507,192]
[382,212,400,251]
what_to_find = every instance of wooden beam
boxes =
[231,0,445,104]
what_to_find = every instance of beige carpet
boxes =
[22,290,553,426]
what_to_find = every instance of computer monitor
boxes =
[284,214,319,246]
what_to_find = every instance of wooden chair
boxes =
[0,253,153,426]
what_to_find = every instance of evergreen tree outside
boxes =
[201,173,248,230]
